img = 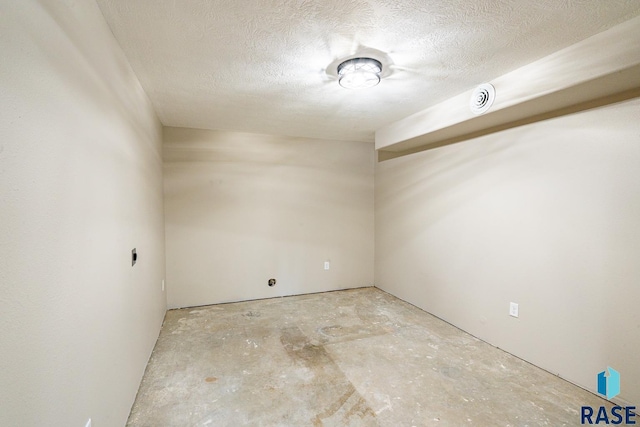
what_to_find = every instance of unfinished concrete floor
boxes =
[127,287,609,426]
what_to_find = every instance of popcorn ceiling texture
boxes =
[95,0,640,142]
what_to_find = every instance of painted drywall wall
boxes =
[375,98,640,406]
[0,1,166,426]
[164,127,374,308]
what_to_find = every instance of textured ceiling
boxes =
[95,0,640,142]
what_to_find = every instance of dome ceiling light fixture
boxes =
[337,57,383,89]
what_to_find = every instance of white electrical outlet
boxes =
[162,279,165,291]
[85,419,92,427]
[509,302,519,318]
[324,261,330,270]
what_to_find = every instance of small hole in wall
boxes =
[131,248,137,266]
[268,278,276,287]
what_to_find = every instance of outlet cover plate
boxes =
[509,302,519,318]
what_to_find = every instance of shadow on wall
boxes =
[35,1,159,146]
[163,129,372,244]
[375,134,520,253]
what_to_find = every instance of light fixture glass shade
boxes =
[337,58,382,89]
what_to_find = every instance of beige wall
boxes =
[3,2,637,424]
[163,127,374,308]
[0,1,166,426]
[375,98,640,406]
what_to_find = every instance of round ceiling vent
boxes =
[470,83,496,115]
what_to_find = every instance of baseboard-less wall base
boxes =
[168,285,376,311]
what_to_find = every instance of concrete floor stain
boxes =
[126,287,614,426]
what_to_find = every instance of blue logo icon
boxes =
[580,367,635,425]
[597,366,620,400]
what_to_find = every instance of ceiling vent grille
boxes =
[470,83,495,115]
